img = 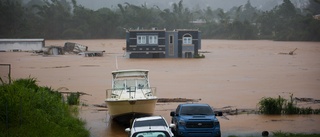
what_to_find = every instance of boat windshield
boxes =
[114,79,149,89]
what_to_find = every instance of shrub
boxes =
[67,92,80,105]
[258,96,286,114]
[0,78,89,137]
[283,94,299,114]
[258,94,319,115]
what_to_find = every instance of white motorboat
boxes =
[105,69,158,125]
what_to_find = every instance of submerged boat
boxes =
[105,69,158,125]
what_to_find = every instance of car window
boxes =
[180,106,214,115]
[134,119,167,127]
[176,105,181,114]
[133,131,170,137]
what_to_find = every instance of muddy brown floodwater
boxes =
[1,39,320,137]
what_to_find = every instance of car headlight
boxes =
[214,121,220,127]
[178,119,186,126]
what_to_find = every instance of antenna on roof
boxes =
[115,56,119,70]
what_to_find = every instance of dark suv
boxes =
[170,103,222,137]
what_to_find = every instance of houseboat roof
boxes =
[0,39,44,42]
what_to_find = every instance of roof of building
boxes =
[0,39,45,42]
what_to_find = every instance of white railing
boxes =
[106,87,157,99]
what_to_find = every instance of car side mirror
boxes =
[215,111,223,116]
[169,123,175,128]
[170,111,176,116]
[125,128,131,132]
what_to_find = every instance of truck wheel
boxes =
[173,126,182,137]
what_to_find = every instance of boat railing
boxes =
[142,87,157,98]
[106,87,157,99]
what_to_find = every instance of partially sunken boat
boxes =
[105,69,158,124]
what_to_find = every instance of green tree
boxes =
[0,0,26,38]
[33,0,72,39]
[305,0,320,15]
[162,0,193,29]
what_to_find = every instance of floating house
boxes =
[0,39,45,52]
[44,46,64,55]
[63,42,88,53]
[125,29,201,58]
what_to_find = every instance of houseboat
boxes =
[125,28,201,58]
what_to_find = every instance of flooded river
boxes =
[1,39,320,136]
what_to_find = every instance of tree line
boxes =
[1,0,320,41]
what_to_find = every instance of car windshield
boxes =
[180,106,214,115]
[132,131,170,137]
[134,119,167,127]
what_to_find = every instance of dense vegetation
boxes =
[258,94,320,115]
[0,0,320,41]
[0,78,89,137]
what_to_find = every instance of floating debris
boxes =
[64,42,88,54]
[59,91,91,96]
[78,51,105,57]
[157,98,201,103]
[278,48,297,55]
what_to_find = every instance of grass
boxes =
[0,78,89,137]
[258,95,286,114]
[258,94,320,115]
[67,92,80,105]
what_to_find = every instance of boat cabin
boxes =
[125,28,201,58]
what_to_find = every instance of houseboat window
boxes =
[149,36,158,44]
[137,36,146,44]
[183,34,192,44]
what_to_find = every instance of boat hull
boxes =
[106,98,158,125]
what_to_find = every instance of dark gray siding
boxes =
[126,29,200,58]
[177,30,200,57]
[165,31,178,58]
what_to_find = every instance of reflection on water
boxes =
[106,119,128,137]
[80,106,128,137]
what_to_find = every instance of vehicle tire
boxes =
[215,131,221,137]
[173,126,182,137]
